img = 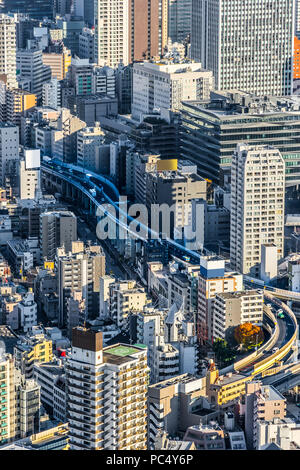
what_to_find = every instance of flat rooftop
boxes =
[103,343,145,365]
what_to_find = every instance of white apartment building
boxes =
[0,14,18,90]
[0,123,19,187]
[42,78,61,110]
[132,60,214,119]
[197,256,243,344]
[67,327,149,450]
[260,244,278,283]
[257,418,300,450]
[213,290,264,340]
[77,126,105,170]
[230,144,285,277]
[19,149,41,201]
[94,0,130,67]
[99,275,116,319]
[191,0,294,96]
[92,66,116,96]
[108,280,150,330]
[17,292,37,333]
[34,360,66,423]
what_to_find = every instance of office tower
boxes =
[56,17,85,56]
[108,280,150,330]
[132,60,213,119]
[92,66,116,96]
[66,327,149,450]
[52,108,86,163]
[19,149,41,201]
[294,36,300,80]
[180,91,300,185]
[245,382,286,450]
[42,47,71,81]
[16,49,52,100]
[94,0,168,67]
[57,242,105,326]
[197,256,243,344]
[0,14,17,90]
[0,122,19,188]
[42,78,61,110]
[191,0,294,96]
[230,144,285,277]
[67,58,93,95]
[79,27,94,63]
[115,63,132,114]
[144,162,207,236]
[168,0,192,43]
[212,290,264,340]
[6,89,37,127]
[40,210,77,262]
[77,126,105,170]
[2,0,54,19]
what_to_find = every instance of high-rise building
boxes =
[230,144,285,277]
[245,382,287,450]
[132,60,214,119]
[168,0,192,43]
[197,256,243,344]
[296,0,300,34]
[57,241,105,326]
[0,348,16,446]
[180,91,300,185]
[40,210,77,262]
[6,88,36,127]
[94,0,168,67]
[19,149,41,201]
[42,78,61,110]
[2,0,54,19]
[77,126,105,170]
[16,49,52,100]
[0,14,18,90]
[0,122,19,188]
[66,327,149,450]
[191,0,294,96]
[42,47,71,81]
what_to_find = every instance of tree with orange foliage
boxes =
[234,323,264,350]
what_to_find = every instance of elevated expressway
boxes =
[41,158,300,384]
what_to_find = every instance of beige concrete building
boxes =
[77,126,105,170]
[213,289,264,340]
[245,382,287,449]
[108,280,150,330]
[57,242,105,326]
[42,47,71,81]
[40,210,77,261]
[197,256,243,344]
[67,327,149,450]
[230,144,285,276]
[148,374,207,448]
[132,60,214,118]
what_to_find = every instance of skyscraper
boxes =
[230,144,285,277]
[94,0,168,67]
[66,327,149,450]
[0,14,18,90]
[191,0,294,96]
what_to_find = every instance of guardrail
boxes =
[251,292,298,376]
